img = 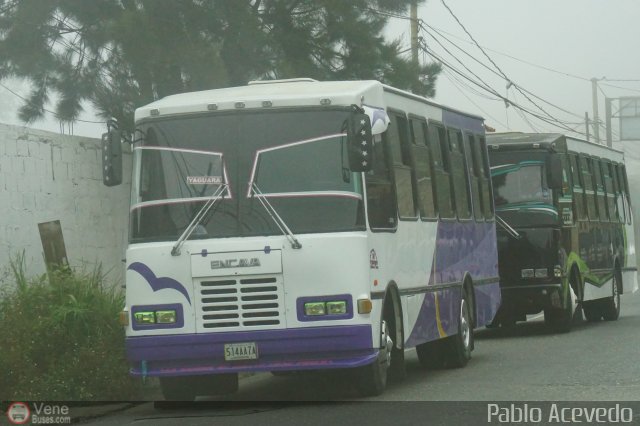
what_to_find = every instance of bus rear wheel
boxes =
[442,288,473,368]
[602,270,621,321]
[356,319,392,396]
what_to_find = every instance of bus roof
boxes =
[134,78,483,123]
[487,132,624,159]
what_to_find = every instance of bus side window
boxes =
[429,124,455,219]
[561,154,572,196]
[570,154,586,221]
[621,165,632,224]
[365,133,397,230]
[580,156,597,221]
[613,163,625,223]
[477,136,494,219]
[603,161,616,222]
[448,129,471,220]
[386,112,417,220]
[409,118,437,219]
[594,159,608,221]
[465,134,483,221]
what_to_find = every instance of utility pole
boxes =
[605,97,612,147]
[591,78,601,144]
[585,112,590,142]
[410,0,419,65]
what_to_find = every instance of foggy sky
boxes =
[1,0,639,141]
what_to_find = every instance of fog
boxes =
[0,0,639,142]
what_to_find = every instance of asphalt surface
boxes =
[79,292,640,425]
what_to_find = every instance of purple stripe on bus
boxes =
[127,262,192,305]
[405,222,500,348]
[130,351,378,376]
[126,324,373,376]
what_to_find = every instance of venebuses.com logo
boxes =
[6,402,30,425]
[5,402,71,424]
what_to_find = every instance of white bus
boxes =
[103,78,501,399]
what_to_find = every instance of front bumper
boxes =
[126,324,376,377]
[498,283,563,316]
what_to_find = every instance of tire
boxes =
[356,319,391,397]
[441,288,473,369]
[602,270,621,321]
[582,301,602,322]
[160,374,238,401]
[546,273,580,333]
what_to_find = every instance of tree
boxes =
[0,0,440,132]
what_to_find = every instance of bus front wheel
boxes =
[355,319,392,396]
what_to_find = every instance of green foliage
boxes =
[0,0,440,132]
[0,252,142,400]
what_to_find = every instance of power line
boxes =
[438,0,579,133]
[426,24,591,82]
[423,22,585,122]
[0,81,104,124]
[422,43,587,136]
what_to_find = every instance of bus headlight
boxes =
[134,311,155,324]
[155,310,177,324]
[521,269,534,278]
[534,268,548,278]
[326,301,347,315]
[304,302,326,316]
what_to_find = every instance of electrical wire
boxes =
[0,81,104,124]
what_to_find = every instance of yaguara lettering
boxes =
[211,258,261,269]
[187,176,222,184]
[487,403,633,423]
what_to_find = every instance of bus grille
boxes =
[196,275,285,330]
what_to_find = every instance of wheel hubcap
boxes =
[568,285,577,315]
[460,300,470,349]
[613,278,619,309]
[381,320,393,366]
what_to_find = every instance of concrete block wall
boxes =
[0,123,132,282]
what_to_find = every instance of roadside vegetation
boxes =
[0,252,143,400]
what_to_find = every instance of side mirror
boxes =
[546,153,563,190]
[102,126,122,187]
[347,111,373,172]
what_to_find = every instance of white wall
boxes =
[0,123,131,282]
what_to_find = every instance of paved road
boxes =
[82,293,640,425]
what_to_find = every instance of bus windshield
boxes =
[130,109,365,243]
[491,161,551,207]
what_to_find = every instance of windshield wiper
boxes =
[250,183,302,249]
[495,214,522,240]
[171,183,227,256]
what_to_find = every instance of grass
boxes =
[0,252,144,400]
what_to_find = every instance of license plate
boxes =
[224,342,258,361]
